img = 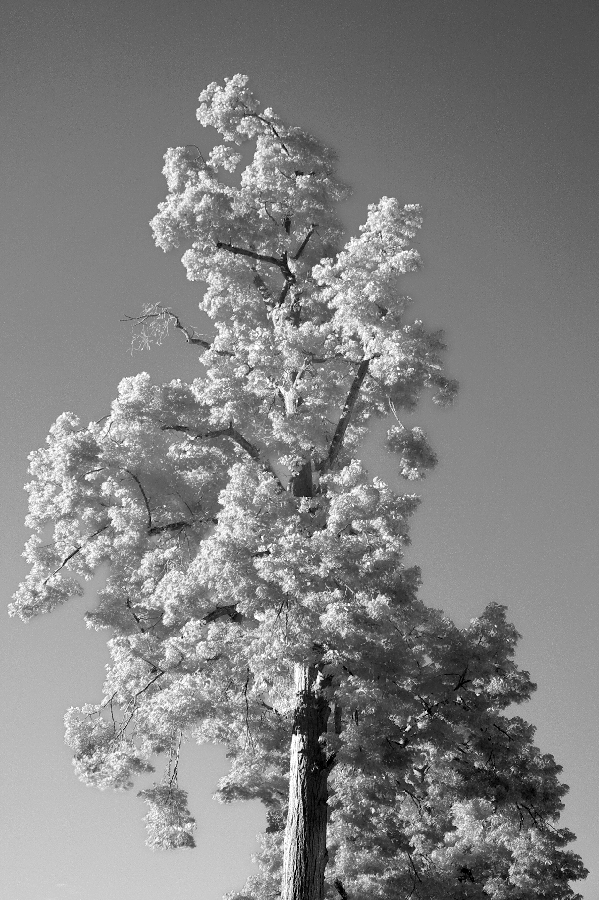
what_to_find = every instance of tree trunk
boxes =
[282,663,331,900]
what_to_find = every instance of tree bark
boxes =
[289,459,313,498]
[282,663,331,900]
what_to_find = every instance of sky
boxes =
[1,1,597,897]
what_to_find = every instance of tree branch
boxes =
[204,604,243,624]
[239,106,291,156]
[293,224,316,260]
[122,307,233,356]
[251,268,274,304]
[216,241,282,269]
[318,357,373,473]
[334,880,349,900]
[42,523,110,585]
[164,311,212,349]
[161,423,284,491]
[125,470,153,530]
[148,521,190,536]
[276,279,293,308]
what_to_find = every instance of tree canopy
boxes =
[11,75,586,899]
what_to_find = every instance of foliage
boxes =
[12,75,586,898]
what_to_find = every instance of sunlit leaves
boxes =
[11,73,585,895]
[138,785,196,850]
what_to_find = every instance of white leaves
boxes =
[386,424,438,480]
[12,73,586,897]
[138,784,196,849]
[9,572,84,621]
[208,144,243,173]
[64,706,154,791]
[197,74,260,143]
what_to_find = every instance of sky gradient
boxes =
[2,2,598,898]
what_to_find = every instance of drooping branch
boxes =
[318,357,373,473]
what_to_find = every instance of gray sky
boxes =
[2,2,598,898]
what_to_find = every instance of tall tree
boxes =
[12,76,586,899]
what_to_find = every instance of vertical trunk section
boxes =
[282,663,330,900]
[289,458,313,499]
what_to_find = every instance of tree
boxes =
[11,75,586,899]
